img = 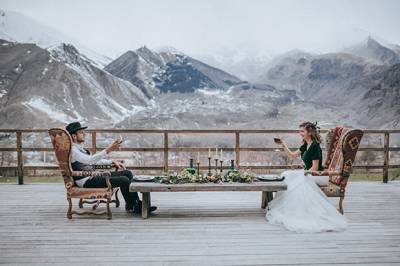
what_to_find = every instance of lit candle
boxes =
[208,148,211,158]
[220,148,223,159]
[197,152,200,163]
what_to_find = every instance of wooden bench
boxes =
[130,181,287,218]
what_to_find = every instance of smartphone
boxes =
[273,137,281,143]
[118,135,124,143]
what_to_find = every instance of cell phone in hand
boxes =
[273,137,282,144]
[118,135,124,143]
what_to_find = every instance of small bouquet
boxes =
[239,170,256,183]
[155,169,208,184]
[224,169,256,183]
[207,173,222,183]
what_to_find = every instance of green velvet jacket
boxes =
[299,140,324,171]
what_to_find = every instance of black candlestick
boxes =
[190,158,194,169]
[197,162,200,176]
[208,157,212,176]
[220,160,223,172]
[230,159,235,170]
[214,158,219,173]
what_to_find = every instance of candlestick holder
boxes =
[208,157,212,176]
[214,158,219,174]
[220,160,223,173]
[230,159,235,170]
[197,162,200,176]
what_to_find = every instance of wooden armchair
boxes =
[48,128,120,219]
[305,127,364,214]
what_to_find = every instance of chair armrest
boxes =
[94,160,125,171]
[289,164,304,169]
[304,170,341,177]
[72,170,112,177]
[71,171,113,190]
[92,164,113,170]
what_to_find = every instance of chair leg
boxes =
[338,197,344,214]
[107,198,112,220]
[92,200,100,210]
[115,188,120,208]
[78,198,83,208]
[67,198,73,219]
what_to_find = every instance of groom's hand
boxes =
[112,160,125,170]
[106,140,121,153]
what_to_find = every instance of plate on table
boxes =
[256,175,285,182]
[132,175,157,182]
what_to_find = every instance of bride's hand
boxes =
[278,139,286,146]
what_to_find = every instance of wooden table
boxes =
[129,181,287,218]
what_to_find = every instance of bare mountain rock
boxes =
[104,46,242,95]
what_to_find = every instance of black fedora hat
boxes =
[66,122,88,135]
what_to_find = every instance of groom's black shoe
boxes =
[125,203,134,213]
[133,200,157,214]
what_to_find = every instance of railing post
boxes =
[16,131,23,185]
[164,131,169,173]
[235,131,240,169]
[383,131,390,183]
[91,131,97,154]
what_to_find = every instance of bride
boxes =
[266,121,347,233]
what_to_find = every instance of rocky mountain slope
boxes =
[256,38,400,128]
[345,37,400,65]
[0,40,148,128]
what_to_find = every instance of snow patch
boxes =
[197,88,233,100]
[42,67,48,76]
[22,96,82,123]
[0,89,7,98]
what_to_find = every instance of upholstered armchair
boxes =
[305,127,364,214]
[48,128,120,219]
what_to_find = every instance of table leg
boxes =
[267,191,274,203]
[141,192,151,219]
[261,191,267,209]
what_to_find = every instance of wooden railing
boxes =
[0,129,399,184]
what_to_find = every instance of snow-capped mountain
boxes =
[0,9,112,68]
[0,6,398,131]
[0,39,148,128]
[104,46,244,96]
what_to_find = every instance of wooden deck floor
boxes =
[1,181,400,265]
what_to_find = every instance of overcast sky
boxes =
[1,0,399,58]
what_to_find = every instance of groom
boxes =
[66,122,157,215]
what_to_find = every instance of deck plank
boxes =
[0,181,400,265]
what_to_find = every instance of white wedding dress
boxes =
[266,170,347,233]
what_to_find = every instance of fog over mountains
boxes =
[0,9,399,130]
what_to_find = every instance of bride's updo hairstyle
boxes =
[299,121,321,144]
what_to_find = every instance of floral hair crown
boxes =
[312,121,321,132]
